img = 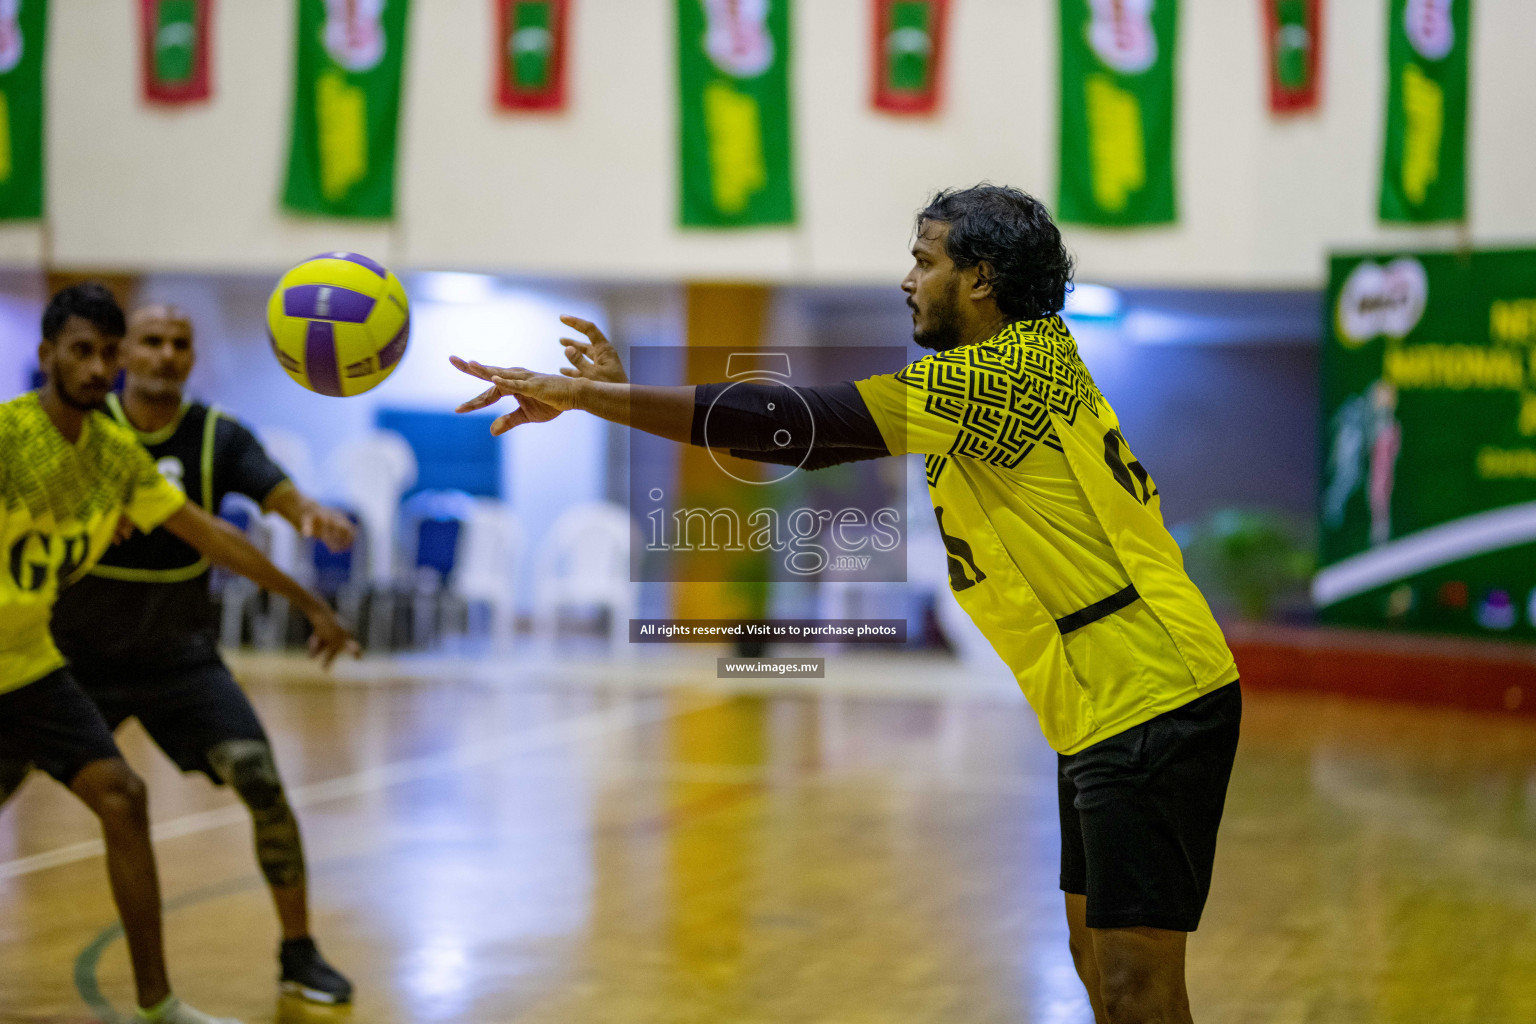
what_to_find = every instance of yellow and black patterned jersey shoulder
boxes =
[894,316,1106,480]
[0,395,155,527]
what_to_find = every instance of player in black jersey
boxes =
[39,306,356,1005]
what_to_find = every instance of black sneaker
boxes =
[279,937,354,1005]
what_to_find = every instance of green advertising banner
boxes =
[1379,0,1470,223]
[0,0,46,220]
[1058,0,1177,226]
[283,0,410,219]
[1317,247,1536,636]
[677,0,795,228]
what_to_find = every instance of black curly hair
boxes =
[917,185,1074,322]
[42,282,126,341]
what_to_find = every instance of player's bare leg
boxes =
[1090,924,1193,1024]
[68,757,172,1010]
[1065,893,1110,1023]
[207,740,351,1004]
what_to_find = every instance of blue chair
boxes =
[397,490,478,648]
[214,495,269,648]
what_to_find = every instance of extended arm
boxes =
[218,417,357,552]
[450,316,892,469]
[159,502,358,666]
[262,482,357,553]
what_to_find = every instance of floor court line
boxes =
[69,757,778,1024]
[0,695,700,883]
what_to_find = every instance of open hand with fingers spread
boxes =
[555,315,628,384]
[451,315,625,435]
[450,360,583,435]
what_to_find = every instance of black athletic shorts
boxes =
[1058,681,1242,932]
[0,669,125,785]
[68,656,268,783]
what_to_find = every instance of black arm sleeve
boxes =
[690,381,890,455]
[217,417,290,504]
[726,445,890,471]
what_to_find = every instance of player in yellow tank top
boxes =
[454,187,1243,1024]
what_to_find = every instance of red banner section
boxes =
[140,0,211,104]
[495,0,570,111]
[1265,0,1322,114]
[871,0,949,115]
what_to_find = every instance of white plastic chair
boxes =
[451,498,526,651]
[398,489,478,648]
[216,493,269,650]
[252,511,309,650]
[531,501,639,654]
[322,430,417,649]
[326,429,417,588]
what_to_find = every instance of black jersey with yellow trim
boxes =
[51,398,290,666]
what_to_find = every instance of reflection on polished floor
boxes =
[2,651,1535,1023]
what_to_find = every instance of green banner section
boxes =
[677,0,795,228]
[1379,0,1470,223]
[154,0,197,83]
[1058,0,1177,226]
[1318,247,1536,636]
[283,0,409,219]
[0,0,45,221]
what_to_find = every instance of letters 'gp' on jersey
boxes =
[855,317,1237,753]
[0,392,186,694]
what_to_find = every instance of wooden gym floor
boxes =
[2,650,1535,1023]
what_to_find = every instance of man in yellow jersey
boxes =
[45,306,357,1005]
[0,284,356,1024]
[452,186,1241,1024]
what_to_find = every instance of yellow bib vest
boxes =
[856,317,1237,752]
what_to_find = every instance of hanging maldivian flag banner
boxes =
[283,0,410,218]
[1058,0,1178,226]
[141,0,212,104]
[1379,0,1469,223]
[871,0,949,115]
[495,0,569,110]
[0,0,45,220]
[1264,0,1321,114]
[677,0,795,227]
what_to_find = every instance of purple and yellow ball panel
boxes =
[266,254,411,397]
[378,314,410,371]
[282,284,376,323]
[308,251,389,278]
[303,321,345,396]
[277,257,388,303]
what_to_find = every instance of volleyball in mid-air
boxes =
[266,252,410,396]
